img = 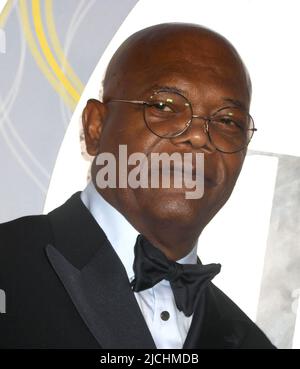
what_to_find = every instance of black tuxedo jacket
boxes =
[0,193,275,349]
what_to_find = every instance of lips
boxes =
[146,154,222,189]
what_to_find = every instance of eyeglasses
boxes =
[109,89,257,154]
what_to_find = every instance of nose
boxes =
[170,117,216,153]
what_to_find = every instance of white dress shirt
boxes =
[81,182,198,349]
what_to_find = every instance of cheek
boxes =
[101,109,133,147]
[203,152,245,221]
[223,151,246,189]
[99,107,158,156]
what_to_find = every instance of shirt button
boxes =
[160,311,170,321]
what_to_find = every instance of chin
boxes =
[136,187,210,225]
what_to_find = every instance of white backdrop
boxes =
[0,1,8,14]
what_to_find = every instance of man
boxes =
[0,23,275,349]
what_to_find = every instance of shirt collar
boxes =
[81,182,198,280]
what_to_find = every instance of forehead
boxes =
[139,62,248,104]
[104,26,250,109]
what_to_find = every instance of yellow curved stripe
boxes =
[19,1,76,110]
[0,0,14,28]
[32,0,81,103]
[45,0,84,94]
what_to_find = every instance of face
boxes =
[83,25,251,235]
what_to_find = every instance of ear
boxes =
[82,99,107,156]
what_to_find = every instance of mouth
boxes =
[147,157,221,189]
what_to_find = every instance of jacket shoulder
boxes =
[0,214,51,252]
[0,215,53,281]
[209,284,276,349]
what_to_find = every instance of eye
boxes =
[151,101,174,112]
[214,116,244,129]
[218,117,236,126]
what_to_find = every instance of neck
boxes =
[95,185,202,261]
[132,220,200,261]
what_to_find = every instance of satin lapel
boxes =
[46,193,156,349]
[183,284,248,349]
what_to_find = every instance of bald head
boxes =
[103,23,251,105]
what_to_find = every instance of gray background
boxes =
[0,0,138,221]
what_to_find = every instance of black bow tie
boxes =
[130,235,221,317]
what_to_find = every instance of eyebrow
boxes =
[148,85,186,95]
[222,98,247,110]
[145,86,247,110]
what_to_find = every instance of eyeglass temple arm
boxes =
[109,99,146,105]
